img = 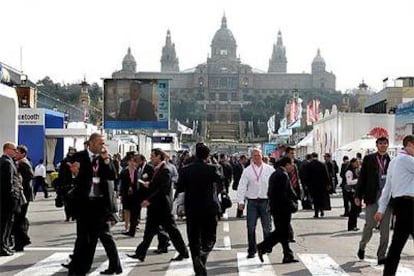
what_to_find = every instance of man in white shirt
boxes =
[33,159,48,199]
[375,135,414,276]
[237,148,274,258]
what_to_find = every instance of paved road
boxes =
[1,191,413,275]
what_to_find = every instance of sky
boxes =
[1,0,414,92]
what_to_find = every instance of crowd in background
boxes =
[1,134,413,276]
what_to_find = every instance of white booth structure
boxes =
[0,83,18,145]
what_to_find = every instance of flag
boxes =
[306,99,321,125]
[287,97,302,129]
[177,121,193,135]
[278,117,292,135]
[267,115,275,134]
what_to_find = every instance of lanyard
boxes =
[251,164,263,183]
[376,154,387,174]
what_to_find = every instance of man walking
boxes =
[257,156,299,264]
[65,133,122,275]
[375,135,414,275]
[355,136,391,265]
[128,148,189,262]
[237,148,274,258]
[176,143,221,275]
[33,159,48,199]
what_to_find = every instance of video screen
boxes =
[103,79,169,129]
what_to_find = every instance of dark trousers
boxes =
[341,185,350,215]
[12,203,31,249]
[384,197,414,276]
[0,205,15,254]
[70,199,121,274]
[128,203,140,236]
[257,211,294,259]
[187,213,218,276]
[33,176,48,198]
[346,191,361,230]
[135,207,187,259]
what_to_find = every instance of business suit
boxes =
[257,167,298,262]
[177,158,221,275]
[69,150,121,275]
[13,157,33,250]
[134,162,188,260]
[118,98,157,121]
[119,167,140,236]
[0,154,20,256]
[306,159,331,217]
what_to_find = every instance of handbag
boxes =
[55,194,64,208]
[289,200,298,213]
[220,192,232,210]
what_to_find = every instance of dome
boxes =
[312,48,325,65]
[211,15,236,47]
[122,47,137,72]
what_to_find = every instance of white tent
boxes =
[337,136,377,152]
[0,84,18,145]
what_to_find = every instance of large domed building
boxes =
[112,15,336,140]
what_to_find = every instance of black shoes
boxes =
[247,253,255,259]
[121,232,134,237]
[357,249,365,260]
[127,254,145,262]
[348,227,359,231]
[171,253,189,261]
[282,257,299,264]
[378,258,386,265]
[153,248,168,254]
[61,263,72,269]
[257,248,265,263]
[0,250,13,256]
[100,268,123,275]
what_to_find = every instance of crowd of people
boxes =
[1,133,413,276]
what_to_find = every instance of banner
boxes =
[306,99,320,126]
[288,97,302,129]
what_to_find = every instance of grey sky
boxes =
[1,0,413,92]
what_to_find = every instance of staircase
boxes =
[207,122,239,140]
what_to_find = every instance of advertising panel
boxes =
[103,79,169,129]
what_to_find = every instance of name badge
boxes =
[381,174,387,180]
[92,177,100,184]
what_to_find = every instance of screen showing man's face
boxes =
[130,84,141,100]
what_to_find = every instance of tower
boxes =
[122,47,137,73]
[161,30,180,72]
[210,14,237,61]
[311,48,326,73]
[268,30,287,73]
[79,77,90,123]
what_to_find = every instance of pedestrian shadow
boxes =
[297,228,364,238]
[30,219,65,226]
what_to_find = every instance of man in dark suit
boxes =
[128,148,189,262]
[65,133,122,275]
[257,156,299,264]
[306,152,331,218]
[176,143,221,275]
[134,154,170,253]
[118,81,157,121]
[0,142,20,256]
[13,145,34,251]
